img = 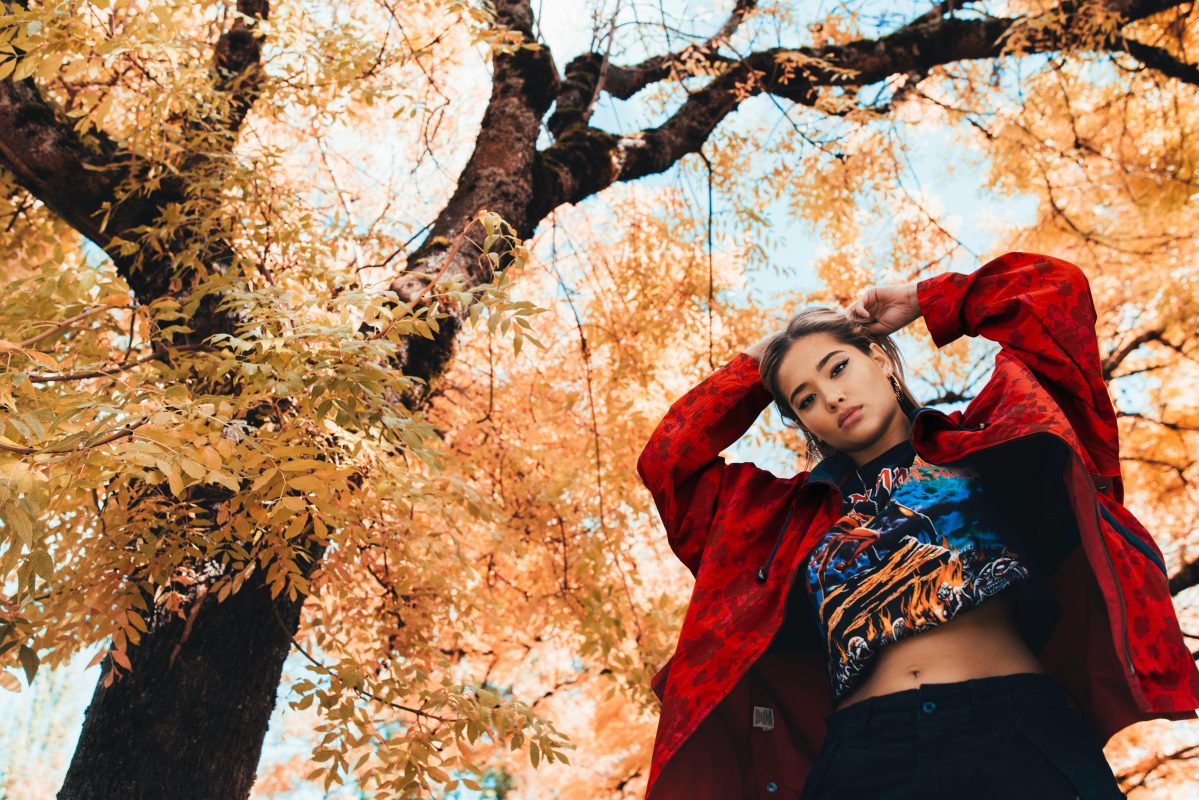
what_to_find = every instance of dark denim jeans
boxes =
[800,672,1125,799]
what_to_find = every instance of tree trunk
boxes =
[58,571,307,799]
[55,2,552,795]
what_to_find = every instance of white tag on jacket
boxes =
[752,706,775,730]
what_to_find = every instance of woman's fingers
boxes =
[848,288,889,335]
[849,300,874,324]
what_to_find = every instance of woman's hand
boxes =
[847,283,921,336]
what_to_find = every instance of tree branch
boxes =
[1116,410,1199,435]
[0,0,269,308]
[388,0,556,394]
[548,1,758,138]
[208,0,270,136]
[601,0,757,100]
[533,0,1186,217]
[1112,32,1199,85]
[0,77,136,253]
[1171,557,1199,596]
[537,12,998,212]
[1103,327,1166,380]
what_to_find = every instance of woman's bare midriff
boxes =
[834,591,1044,712]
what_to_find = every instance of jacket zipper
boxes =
[755,503,796,583]
[751,418,1137,679]
[1087,463,1136,677]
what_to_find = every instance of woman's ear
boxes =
[869,342,891,371]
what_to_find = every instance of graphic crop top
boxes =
[803,439,1033,704]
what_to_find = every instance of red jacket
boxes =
[637,252,1199,799]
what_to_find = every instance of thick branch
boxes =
[602,0,757,99]
[535,15,1009,212]
[1170,558,1199,596]
[0,78,137,251]
[0,0,269,307]
[188,0,270,144]
[533,0,1186,219]
[1113,33,1199,85]
[1102,327,1165,381]
[388,0,556,395]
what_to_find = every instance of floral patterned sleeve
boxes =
[916,251,1120,482]
[637,352,784,576]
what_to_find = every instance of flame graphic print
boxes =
[804,452,1031,702]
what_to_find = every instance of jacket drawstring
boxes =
[755,504,795,583]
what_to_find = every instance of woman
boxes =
[637,252,1199,800]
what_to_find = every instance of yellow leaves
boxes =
[179,457,207,479]
[149,6,173,26]
[29,548,52,583]
[277,496,306,514]
[250,468,279,493]
[4,503,35,549]
[136,427,184,449]
[196,445,222,471]
[17,644,38,684]
[125,610,148,633]
[278,458,330,472]
[156,458,185,498]
[22,349,58,370]
[287,475,325,493]
[336,662,364,692]
[283,512,308,540]
[204,470,240,492]
[85,648,108,670]
[474,686,499,707]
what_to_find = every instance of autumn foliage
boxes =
[1,0,1198,798]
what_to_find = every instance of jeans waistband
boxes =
[824,672,1070,740]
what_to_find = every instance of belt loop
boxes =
[966,674,988,717]
[968,676,987,724]
[862,696,876,734]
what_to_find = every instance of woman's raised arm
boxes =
[636,347,786,577]
[915,251,1120,482]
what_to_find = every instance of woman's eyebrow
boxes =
[789,350,846,405]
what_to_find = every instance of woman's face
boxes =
[777,331,908,463]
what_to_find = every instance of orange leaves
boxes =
[109,647,131,671]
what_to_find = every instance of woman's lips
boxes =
[839,407,863,428]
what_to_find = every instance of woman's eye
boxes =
[798,359,849,410]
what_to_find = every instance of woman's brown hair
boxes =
[758,306,920,466]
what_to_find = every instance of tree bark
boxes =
[58,569,309,799]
